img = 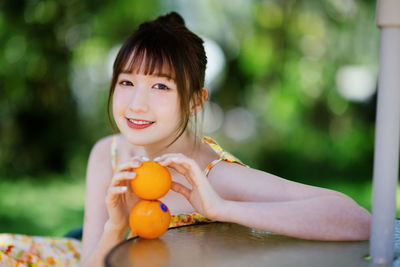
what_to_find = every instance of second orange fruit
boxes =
[129,199,171,239]
[131,161,172,200]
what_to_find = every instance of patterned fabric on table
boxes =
[0,136,245,266]
[0,234,81,267]
[0,213,213,267]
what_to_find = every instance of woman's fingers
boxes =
[157,153,199,173]
[171,181,191,200]
[157,154,203,186]
[116,156,146,173]
[111,155,148,186]
[106,186,128,206]
[111,171,136,186]
[108,186,128,195]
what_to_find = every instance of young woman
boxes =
[80,11,370,267]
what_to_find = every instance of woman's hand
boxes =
[105,156,145,231]
[156,153,225,220]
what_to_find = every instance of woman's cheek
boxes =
[112,89,129,118]
[114,87,131,105]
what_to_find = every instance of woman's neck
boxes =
[127,131,200,160]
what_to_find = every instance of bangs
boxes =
[119,44,176,80]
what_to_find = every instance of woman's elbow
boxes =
[349,206,371,241]
[334,194,371,241]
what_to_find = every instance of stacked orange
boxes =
[129,161,172,239]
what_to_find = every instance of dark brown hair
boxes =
[107,12,207,145]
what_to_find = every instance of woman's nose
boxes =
[128,88,149,113]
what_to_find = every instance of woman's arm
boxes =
[80,136,140,267]
[80,136,123,267]
[214,194,370,241]
[157,154,371,241]
[208,162,370,240]
[208,161,347,202]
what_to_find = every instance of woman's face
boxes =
[112,63,181,147]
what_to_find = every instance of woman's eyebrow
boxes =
[120,70,132,74]
[153,72,175,81]
[119,70,175,80]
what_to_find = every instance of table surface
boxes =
[105,221,399,267]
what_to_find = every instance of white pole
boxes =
[370,0,400,265]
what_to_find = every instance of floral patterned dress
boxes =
[0,136,245,266]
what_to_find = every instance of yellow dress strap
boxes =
[111,136,118,173]
[201,136,247,176]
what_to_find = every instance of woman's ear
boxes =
[191,88,209,116]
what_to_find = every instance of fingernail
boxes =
[171,157,179,162]
[129,172,136,178]
[119,186,127,192]
[142,156,149,161]
[153,156,161,162]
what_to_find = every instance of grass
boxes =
[0,174,85,237]
[0,174,399,237]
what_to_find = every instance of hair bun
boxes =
[158,12,186,26]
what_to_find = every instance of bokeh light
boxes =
[201,101,224,134]
[336,65,377,102]
[223,107,256,141]
[204,37,226,92]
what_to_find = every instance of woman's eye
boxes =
[120,80,133,86]
[153,83,169,90]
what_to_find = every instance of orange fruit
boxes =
[129,239,169,266]
[129,199,171,239]
[131,161,171,200]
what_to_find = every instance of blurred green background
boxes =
[0,0,390,237]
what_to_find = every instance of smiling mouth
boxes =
[126,118,155,129]
[128,118,154,125]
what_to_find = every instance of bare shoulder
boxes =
[89,134,118,160]
[207,160,345,202]
[86,134,120,183]
[206,160,261,201]
[206,160,259,185]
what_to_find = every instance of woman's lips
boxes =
[126,118,155,129]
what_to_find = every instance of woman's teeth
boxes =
[129,119,152,125]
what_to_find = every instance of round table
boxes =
[105,222,369,267]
